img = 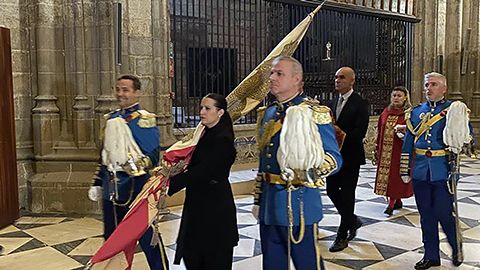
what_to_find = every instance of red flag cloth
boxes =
[86,126,204,270]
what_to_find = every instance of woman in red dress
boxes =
[374,86,413,216]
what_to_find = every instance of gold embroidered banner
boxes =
[226,3,325,122]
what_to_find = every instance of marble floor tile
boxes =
[459,167,480,175]
[0,237,32,255]
[24,218,103,246]
[131,252,150,270]
[317,228,336,239]
[457,190,479,200]
[357,222,423,250]
[232,254,263,270]
[238,224,260,240]
[234,195,254,204]
[458,183,480,190]
[318,214,341,227]
[4,158,480,270]
[363,251,425,270]
[440,242,480,264]
[354,201,416,221]
[404,214,421,227]
[355,187,380,201]
[324,261,354,270]
[233,239,255,257]
[156,219,181,246]
[0,247,82,269]
[463,225,480,241]
[15,217,66,225]
[457,202,480,221]
[469,196,480,205]
[237,213,258,225]
[0,225,19,235]
[320,240,384,260]
[68,237,103,256]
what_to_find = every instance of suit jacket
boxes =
[168,117,239,264]
[329,91,369,166]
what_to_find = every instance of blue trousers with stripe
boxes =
[260,223,325,270]
[413,179,458,261]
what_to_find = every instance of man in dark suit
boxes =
[327,66,369,252]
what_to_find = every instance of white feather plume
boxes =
[102,117,144,171]
[443,101,471,154]
[277,105,325,181]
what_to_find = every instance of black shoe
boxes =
[393,200,403,210]
[452,253,463,267]
[414,258,441,269]
[329,238,348,252]
[347,218,363,241]
[384,207,393,216]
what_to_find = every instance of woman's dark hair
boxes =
[390,86,412,110]
[204,93,234,139]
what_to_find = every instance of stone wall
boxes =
[0,0,176,213]
[412,0,480,135]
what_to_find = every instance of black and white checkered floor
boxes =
[1,159,480,269]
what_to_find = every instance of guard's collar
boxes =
[120,103,140,114]
[427,98,445,108]
[274,92,304,112]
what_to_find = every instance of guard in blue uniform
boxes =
[253,56,342,270]
[401,72,470,270]
[88,74,168,270]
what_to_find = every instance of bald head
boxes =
[335,67,356,94]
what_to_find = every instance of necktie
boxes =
[336,96,344,118]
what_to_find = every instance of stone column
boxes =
[152,0,177,147]
[72,0,97,149]
[472,1,480,117]
[31,0,61,158]
[444,0,464,101]
[94,0,116,148]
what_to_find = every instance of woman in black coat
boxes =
[168,93,239,270]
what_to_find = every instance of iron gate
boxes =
[170,0,416,127]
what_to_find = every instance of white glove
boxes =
[251,205,260,221]
[396,132,405,139]
[88,186,102,202]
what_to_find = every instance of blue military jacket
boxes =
[257,95,342,226]
[402,100,452,182]
[95,103,160,202]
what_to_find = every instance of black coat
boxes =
[329,92,370,166]
[168,118,239,264]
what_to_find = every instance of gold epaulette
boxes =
[137,110,157,128]
[300,99,332,125]
[103,109,120,120]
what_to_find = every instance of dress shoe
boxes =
[347,218,363,241]
[329,238,348,252]
[384,207,393,216]
[452,253,463,267]
[393,200,403,210]
[414,258,440,270]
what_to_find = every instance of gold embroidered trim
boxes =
[375,115,398,196]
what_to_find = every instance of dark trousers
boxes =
[413,180,458,261]
[183,246,233,270]
[326,164,361,239]
[260,223,325,270]
[103,199,169,270]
